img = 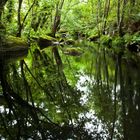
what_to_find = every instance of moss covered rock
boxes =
[63,47,83,56]
[65,39,75,45]
[0,36,28,61]
[32,35,57,50]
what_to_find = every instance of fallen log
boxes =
[0,36,28,62]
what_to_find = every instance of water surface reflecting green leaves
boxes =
[0,41,140,139]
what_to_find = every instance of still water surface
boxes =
[0,41,140,139]
[65,41,140,140]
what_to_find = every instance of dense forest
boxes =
[0,0,140,139]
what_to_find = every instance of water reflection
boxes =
[74,42,140,140]
[0,41,140,139]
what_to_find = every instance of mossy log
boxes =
[0,36,28,61]
[32,35,58,50]
[65,39,75,45]
[63,47,83,56]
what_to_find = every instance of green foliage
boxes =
[100,35,112,46]
[112,36,125,47]
[5,0,15,23]
[124,33,140,44]
[1,0,140,139]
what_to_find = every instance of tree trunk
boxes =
[102,0,110,34]
[17,0,23,37]
[118,54,128,140]
[117,0,127,36]
[51,0,64,37]
[110,58,118,140]
[51,0,64,71]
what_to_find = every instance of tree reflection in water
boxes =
[77,44,140,140]
[0,42,140,139]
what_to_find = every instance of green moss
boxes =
[5,36,27,48]
[0,36,28,61]
[65,39,75,45]
[63,47,83,56]
[40,35,57,41]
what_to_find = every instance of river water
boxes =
[0,40,140,139]
[63,41,140,139]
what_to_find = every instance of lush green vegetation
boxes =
[0,0,140,139]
